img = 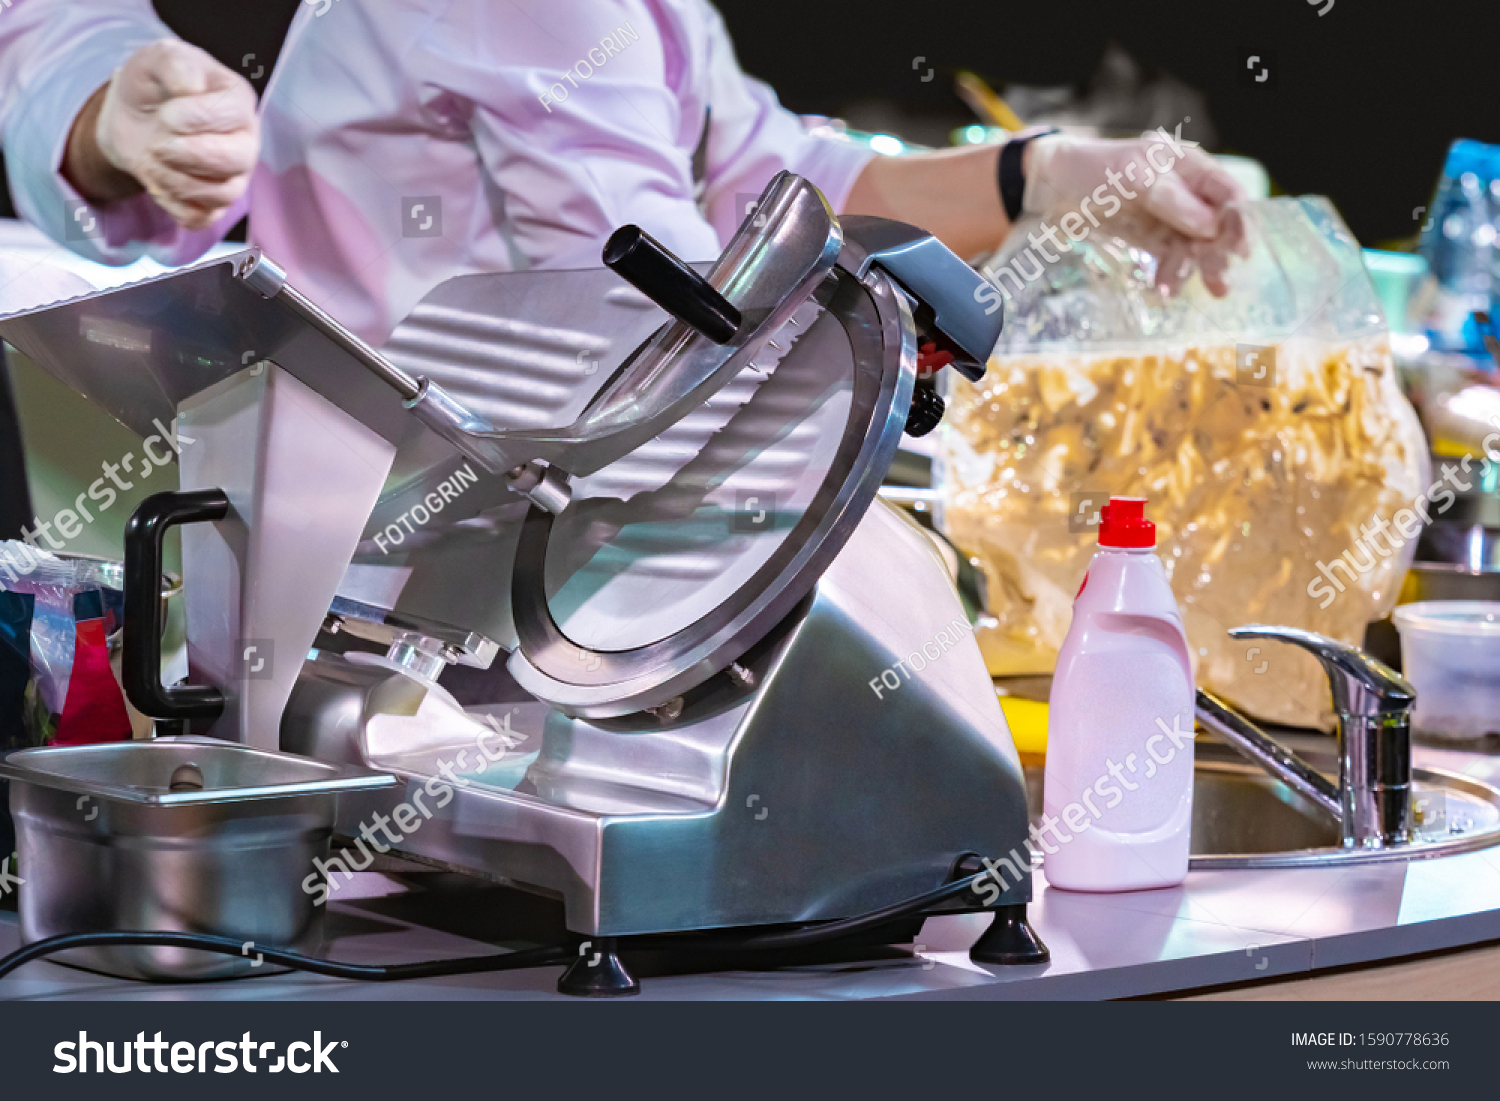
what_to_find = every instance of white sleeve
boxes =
[695,1,874,244]
[0,0,236,266]
[455,0,722,268]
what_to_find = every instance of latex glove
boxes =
[1022,133,1248,296]
[94,39,259,231]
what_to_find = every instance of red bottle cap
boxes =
[1098,496,1155,548]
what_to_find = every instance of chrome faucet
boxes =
[1195,625,1417,849]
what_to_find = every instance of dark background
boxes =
[0,0,1489,247]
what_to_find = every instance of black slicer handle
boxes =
[602,225,742,344]
[123,489,229,724]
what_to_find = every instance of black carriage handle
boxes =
[602,225,742,344]
[122,489,229,723]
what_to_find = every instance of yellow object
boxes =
[999,695,1049,756]
[954,71,1026,133]
[1397,568,1423,606]
[1431,436,1477,458]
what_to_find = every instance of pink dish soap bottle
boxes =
[1043,497,1195,892]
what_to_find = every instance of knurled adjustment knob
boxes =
[904,385,945,437]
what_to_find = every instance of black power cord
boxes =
[0,870,993,985]
[0,931,573,983]
[634,871,988,953]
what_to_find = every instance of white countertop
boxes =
[4,740,1500,1001]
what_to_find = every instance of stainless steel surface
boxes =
[400,172,843,479]
[0,735,394,805]
[324,596,498,670]
[249,255,423,403]
[1227,624,1416,847]
[343,266,827,656]
[1190,638,1500,866]
[281,650,422,765]
[507,460,573,515]
[381,266,651,444]
[9,837,1500,1000]
[508,266,915,716]
[342,209,993,695]
[385,636,454,680]
[1187,739,1500,869]
[0,249,413,446]
[237,249,287,298]
[324,500,1031,936]
[177,366,396,749]
[0,252,451,749]
[4,737,395,980]
[1194,688,1341,817]
[1019,733,1500,871]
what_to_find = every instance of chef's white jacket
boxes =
[0,0,873,344]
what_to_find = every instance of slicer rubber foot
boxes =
[969,904,1050,966]
[557,938,640,997]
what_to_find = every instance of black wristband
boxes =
[997,128,1060,223]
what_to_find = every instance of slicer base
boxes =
[556,938,639,997]
[969,904,1051,966]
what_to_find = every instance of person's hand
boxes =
[90,38,260,231]
[1021,133,1248,295]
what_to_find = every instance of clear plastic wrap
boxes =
[0,543,131,745]
[940,197,1429,730]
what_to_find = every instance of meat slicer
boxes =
[0,174,1044,993]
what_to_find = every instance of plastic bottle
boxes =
[1420,139,1499,354]
[1042,497,1195,892]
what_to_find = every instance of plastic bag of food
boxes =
[940,197,1429,730]
[0,542,132,746]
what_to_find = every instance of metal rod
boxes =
[1195,688,1341,819]
[272,279,423,402]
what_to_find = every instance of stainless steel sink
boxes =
[1011,625,1500,871]
[1189,739,1500,868]
[1188,627,1500,868]
[1022,737,1500,871]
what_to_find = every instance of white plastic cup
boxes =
[1393,600,1500,743]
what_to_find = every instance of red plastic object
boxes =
[917,341,954,378]
[52,616,133,746]
[1097,496,1155,549]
